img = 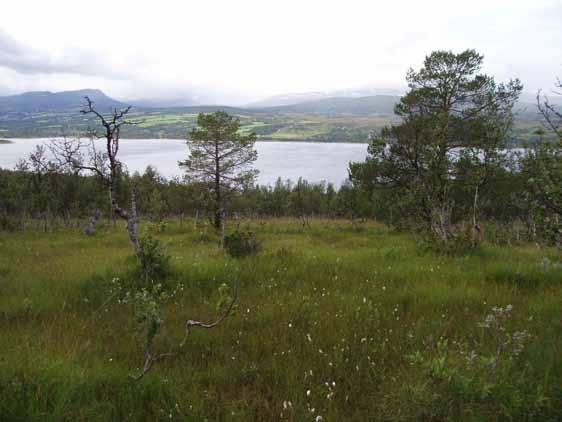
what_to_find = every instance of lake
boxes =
[0,138,368,186]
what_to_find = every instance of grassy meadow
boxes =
[0,219,561,421]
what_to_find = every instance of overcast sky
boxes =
[1,0,561,104]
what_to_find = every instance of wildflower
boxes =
[306,389,311,397]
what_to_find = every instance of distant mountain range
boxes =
[247,92,333,108]
[0,89,125,113]
[0,88,553,145]
[127,97,200,108]
[246,87,403,108]
[0,89,399,116]
[257,95,398,115]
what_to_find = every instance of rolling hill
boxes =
[246,92,332,108]
[0,89,551,145]
[257,95,399,115]
[0,89,125,113]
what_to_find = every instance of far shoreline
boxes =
[0,137,371,145]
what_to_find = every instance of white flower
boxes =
[306,389,311,397]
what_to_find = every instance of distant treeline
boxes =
[0,166,366,223]
[0,161,553,243]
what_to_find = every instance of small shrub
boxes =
[146,221,168,235]
[223,230,261,258]
[131,235,172,287]
[418,230,478,256]
[406,305,533,417]
[120,283,168,355]
[110,276,183,379]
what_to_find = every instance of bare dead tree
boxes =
[536,78,562,248]
[131,280,239,381]
[49,97,140,251]
[84,209,102,236]
[537,78,562,139]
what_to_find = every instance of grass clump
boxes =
[223,230,261,258]
[487,260,562,289]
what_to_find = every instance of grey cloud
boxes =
[0,28,127,79]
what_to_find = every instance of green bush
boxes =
[406,306,536,418]
[418,230,477,256]
[133,235,171,285]
[223,230,261,258]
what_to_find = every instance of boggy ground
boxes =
[0,219,561,421]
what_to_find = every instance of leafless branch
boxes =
[181,279,239,346]
[130,280,239,381]
[537,89,562,139]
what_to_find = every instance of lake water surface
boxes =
[0,138,368,186]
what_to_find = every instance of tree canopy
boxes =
[350,49,522,242]
[180,111,258,229]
